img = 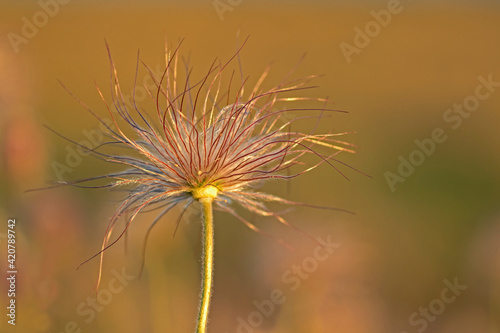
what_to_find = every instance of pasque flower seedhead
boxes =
[42,39,361,333]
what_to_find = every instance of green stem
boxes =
[196,197,214,333]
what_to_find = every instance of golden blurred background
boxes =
[1,1,500,332]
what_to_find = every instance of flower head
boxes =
[53,40,358,286]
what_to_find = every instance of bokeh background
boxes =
[1,1,500,332]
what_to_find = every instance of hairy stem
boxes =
[196,197,214,333]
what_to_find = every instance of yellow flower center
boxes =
[191,185,218,200]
